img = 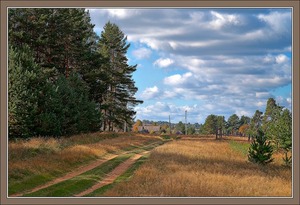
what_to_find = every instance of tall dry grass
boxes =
[103,137,292,197]
[8,132,162,185]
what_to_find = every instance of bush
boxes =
[248,130,274,165]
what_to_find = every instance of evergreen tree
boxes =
[227,114,240,136]
[239,115,250,126]
[8,8,97,78]
[216,116,226,138]
[262,98,283,134]
[8,46,44,138]
[247,110,263,141]
[36,73,101,136]
[248,129,274,165]
[97,22,143,131]
[268,108,292,166]
[202,114,217,135]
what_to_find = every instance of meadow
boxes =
[8,133,292,197]
[102,136,292,197]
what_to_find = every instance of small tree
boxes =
[132,119,142,132]
[268,108,292,167]
[248,130,274,165]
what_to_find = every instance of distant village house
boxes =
[138,125,160,133]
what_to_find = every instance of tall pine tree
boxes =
[97,22,143,131]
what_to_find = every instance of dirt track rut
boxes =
[74,151,149,197]
[10,154,118,197]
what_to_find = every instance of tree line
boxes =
[8,8,142,139]
[200,98,292,166]
[132,98,292,166]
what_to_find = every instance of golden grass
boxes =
[103,138,292,197]
[8,132,162,182]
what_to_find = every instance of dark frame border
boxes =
[1,1,299,205]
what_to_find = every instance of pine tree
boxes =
[268,108,292,166]
[8,8,97,78]
[247,110,263,141]
[202,114,217,135]
[216,116,226,139]
[36,73,101,136]
[227,114,240,136]
[97,22,143,131]
[262,98,277,130]
[8,46,43,138]
[248,129,274,165]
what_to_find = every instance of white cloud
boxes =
[164,74,181,85]
[255,92,271,99]
[263,55,275,63]
[235,110,252,117]
[141,86,160,100]
[138,38,163,50]
[189,11,205,22]
[163,72,193,86]
[275,54,288,64]
[132,47,152,59]
[256,101,265,107]
[153,58,174,68]
[105,9,138,19]
[257,11,291,34]
[209,11,241,29]
[223,58,244,65]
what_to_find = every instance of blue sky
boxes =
[87,8,292,124]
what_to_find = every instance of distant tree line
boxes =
[133,97,292,166]
[8,8,142,139]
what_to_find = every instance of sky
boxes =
[87,8,292,124]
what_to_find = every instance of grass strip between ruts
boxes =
[84,154,150,197]
[23,153,133,197]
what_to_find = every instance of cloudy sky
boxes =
[87,8,292,124]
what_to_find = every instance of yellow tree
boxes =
[132,119,142,132]
[239,124,249,137]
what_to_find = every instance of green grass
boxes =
[142,141,164,151]
[161,135,171,140]
[121,141,164,154]
[23,154,133,197]
[9,173,54,195]
[229,140,250,157]
[8,154,100,196]
[84,155,149,197]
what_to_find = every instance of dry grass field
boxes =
[8,132,163,195]
[8,133,292,197]
[103,136,292,197]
